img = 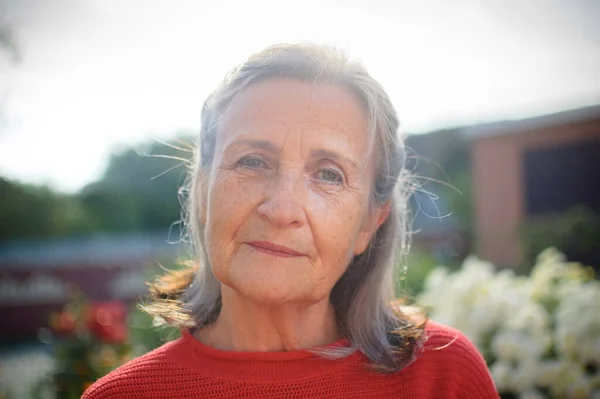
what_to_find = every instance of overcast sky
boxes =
[1,0,599,192]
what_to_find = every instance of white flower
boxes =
[547,362,592,398]
[418,248,600,397]
[492,331,545,363]
[507,302,549,333]
[512,357,538,392]
[555,281,600,360]
[565,373,592,399]
[490,361,513,392]
[422,267,449,293]
[0,350,54,398]
[555,325,579,358]
[535,360,568,388]
[576,337,600,365]
[491,330,522,361]
[519,389,547,399]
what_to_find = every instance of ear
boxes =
[353,201,391,256]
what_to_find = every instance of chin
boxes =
[231,277,333,307]
[229,276,303,304]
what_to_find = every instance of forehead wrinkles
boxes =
[215,80,372,166]
[221,79,365,125]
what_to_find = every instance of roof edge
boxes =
[462,104,600,140]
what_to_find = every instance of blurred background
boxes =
[0,0,599,397]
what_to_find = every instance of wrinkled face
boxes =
[202,78,388,305]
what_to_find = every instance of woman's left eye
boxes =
[315,168,344,185]
[237,156,268,169]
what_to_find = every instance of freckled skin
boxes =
[203,78,388,306]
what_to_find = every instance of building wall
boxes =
[472,118,600,267]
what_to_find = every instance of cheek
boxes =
[309,188,367,238]
[308,192,367,275]
[204,173,264,272]
[206,171,264,226]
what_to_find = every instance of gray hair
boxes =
[182,43,418,371]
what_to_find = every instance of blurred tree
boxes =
[78,183,142,232]
[0,177,102,241]
[0,134,195,241]
[0,17,20,135]
[405,128,469,180]
[77,134,195,233]
[0,178,56,240]
[405,129,473,230]
[0,25,19,64]
[404,129,474,262]
[520,206,600,271]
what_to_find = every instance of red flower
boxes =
[51,310,77,335]
[86,301,128,344]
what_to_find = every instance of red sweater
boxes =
[83,321,498,398]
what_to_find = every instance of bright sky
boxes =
[1,0,599,193]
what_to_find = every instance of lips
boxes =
[247,241,304,257]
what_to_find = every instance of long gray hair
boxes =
[161,43,422,372]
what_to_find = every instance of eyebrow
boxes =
[226,139,280,153]
[310,148,360,172]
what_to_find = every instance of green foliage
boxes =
[0,134,195,241]
[128,306,180,356]
[520,206,600,269]
[31,294,133,399]
[26,281,182,399]
[0,178,88,241]
[128,260,186,354]
[78,183,143,232]
[405,129,474,234]
[76,136,194,234]
[405,128,469,180]
[445,169,474,230]
[395,249,442,300]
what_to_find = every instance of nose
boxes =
[257,171,306,229]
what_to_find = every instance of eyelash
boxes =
[235,155,345,186]
[236,155,269,170]
[315,167,344,185]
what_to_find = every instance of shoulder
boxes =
[422,320,482,357]
[82,337,187,399]
[408,320,498,398]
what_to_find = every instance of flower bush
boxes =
[37,295,133,399]
[418,248,600,398]
[24,293,179,399]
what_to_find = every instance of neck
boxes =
[195,285,341,352]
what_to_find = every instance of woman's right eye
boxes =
[237,155,268,169]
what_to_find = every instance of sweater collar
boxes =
[181,329,352,361]
[164,329,364,384]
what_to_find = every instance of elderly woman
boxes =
[83,43,497,398]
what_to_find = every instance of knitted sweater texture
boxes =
[82,321,498,398]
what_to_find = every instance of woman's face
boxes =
[202,78,388,305]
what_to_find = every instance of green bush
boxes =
[128,305,179,356]
[520,206,600,269]
[395,249,441,300]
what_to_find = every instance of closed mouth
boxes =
[247,241,304,257]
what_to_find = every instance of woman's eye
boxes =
[237,156,268,169]
[315,168,344,185]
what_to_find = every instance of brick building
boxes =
[465,104,600,267]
